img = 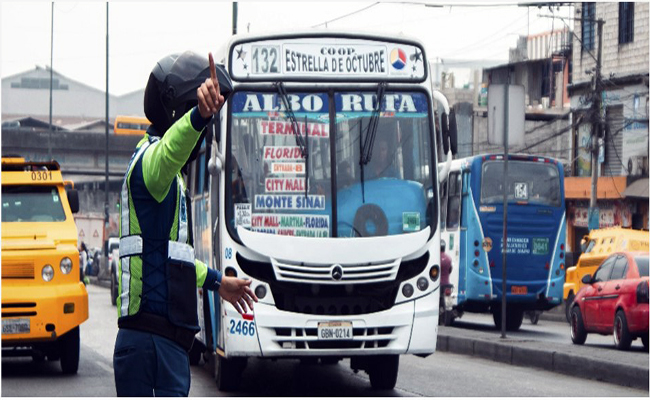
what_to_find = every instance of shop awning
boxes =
[622,178,649,199]
[564,176,627,199]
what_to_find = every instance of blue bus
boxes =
[439,154,566,330]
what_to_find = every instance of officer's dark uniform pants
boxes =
[113,328,190,397]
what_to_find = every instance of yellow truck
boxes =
[1,157,88,374]
[563,226,649,321]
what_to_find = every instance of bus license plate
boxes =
[511,286,528,295]
[317,321,352,341]
[2,318,30,334]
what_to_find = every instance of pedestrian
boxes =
[79,242,88,282]
[113,51,258,397]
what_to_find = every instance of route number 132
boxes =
[251,46,279,74]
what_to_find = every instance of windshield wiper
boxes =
[275,82,309,197]
[275,82,307,158]
[358,82,386,203]
[360,82,386,166]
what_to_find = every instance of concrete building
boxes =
[1,65,145,128]
[566,2,649,255]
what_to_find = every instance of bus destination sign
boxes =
[230,38,426,81]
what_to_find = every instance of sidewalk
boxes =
[436,324,649,391]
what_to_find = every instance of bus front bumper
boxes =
[223,292,438,358]
[1,282,88,344]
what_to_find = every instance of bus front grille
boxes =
[273,327,394,350]
[237,252,429,315]
[1,261,34,279]
[271,259,400,284]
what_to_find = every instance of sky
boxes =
[1,1,574,96]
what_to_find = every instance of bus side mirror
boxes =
[581,274,592,285]
[67,189,79,214]
[580,236,589,252]
[440,110,458,157]
[448,109,458,156]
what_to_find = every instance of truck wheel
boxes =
[570,306,587,345]
[368,355,399,390]
[613,310,632,350]
[215,355,246,391]
[565,293,575,323]
[60,327,80,374]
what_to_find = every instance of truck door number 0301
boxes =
[229,320,255,336]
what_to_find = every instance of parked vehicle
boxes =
[107,237,119,305]
[570,251,649,350]
[564,227,649,322]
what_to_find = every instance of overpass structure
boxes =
[2,127,141,184]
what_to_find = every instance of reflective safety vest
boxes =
[117,135,200,335]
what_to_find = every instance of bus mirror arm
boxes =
[438,149,452,184]
[208,139,224,176]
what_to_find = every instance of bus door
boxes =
[445,171,462,301]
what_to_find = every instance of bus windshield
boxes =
[480,160,561,207]
[2,185,66,222]
[227,89,434,239]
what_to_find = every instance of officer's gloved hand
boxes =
[218,276,258,314]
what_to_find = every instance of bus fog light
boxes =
[254,285,267,299]
[429,265,439,281]
[60,257,73,274]
[402,284,414,298]
[416,277,429,291]
[42,265,54,282]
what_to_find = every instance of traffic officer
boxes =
[113,51,257,396]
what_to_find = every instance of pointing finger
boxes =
[209,52,217,82]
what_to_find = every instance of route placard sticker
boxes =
[235,203,252,228]
[263,146,305,161]
[265,177,308,193]
[272,162,305,174]
[255,194,325,211]
[251,213,329,237]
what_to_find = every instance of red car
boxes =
[570,251,649,350]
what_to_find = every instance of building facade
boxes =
[566,2,649,257]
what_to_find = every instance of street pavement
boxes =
[89,277,649,391]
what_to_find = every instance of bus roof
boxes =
[226,30,428,84]
[441,154,562,171]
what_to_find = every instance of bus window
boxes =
[480,160,561,206]
[440,178,448,231]
[446,171,461,230]
[2,185,66,223]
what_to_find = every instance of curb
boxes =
[437,332,649,391]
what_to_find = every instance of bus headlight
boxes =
[417,277,429,291]
[60,257,73,274]
[402,283,414,298]
[42,265,54,282]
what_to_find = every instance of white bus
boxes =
[186,31,456,391]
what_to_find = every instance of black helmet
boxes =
[144,51,232,136]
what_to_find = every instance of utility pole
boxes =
[588,19,605,231]
[104,2,110,262]
[48,2,54,160]
[232,2,238,35]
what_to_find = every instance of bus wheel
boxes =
[565,293,574,323]
[492,308,524,331]
[188,343,202,366]
[215,355,246,392]
[368,355,399,390]
[59,327,80,374]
